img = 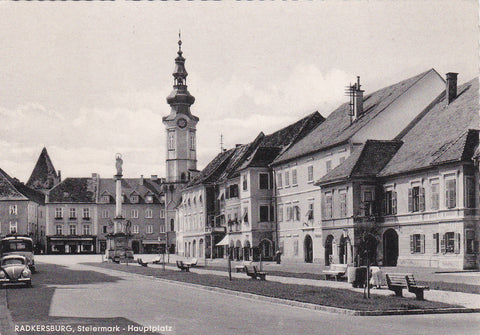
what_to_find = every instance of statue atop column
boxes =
[115,153,123,176]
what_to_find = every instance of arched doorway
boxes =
[259,239,273,260]
[325,235,334,265]
[304,235,313,263]
[235,240,242,261]
[132,241,140,254]
[244,240,251,261]
[383,229,399,266]
[199,239,204,258]
[192,240,196,257]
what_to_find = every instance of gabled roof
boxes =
[26,147,60,190]
[272,69,441,165]
[379,77,479,177]
[316,140,403,186]
[48,178,96,203]
[97,178,164,204]
[184,148,236,188]
[0,168,45,204]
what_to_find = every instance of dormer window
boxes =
[102,195,110,203]
[131,195,139,204]
[145,195,154,204]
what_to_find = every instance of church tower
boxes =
[163,35,199,183]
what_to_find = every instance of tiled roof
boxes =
[48,178,96,203]
[316,140,402,185]
[184,148,236,188]
[0,168,45,204]
[98,178,164,204]
[26,147,60,190]
[272,69,439,165]
[379,77,479,177]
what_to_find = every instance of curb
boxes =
[91,265,480,317]
[0,290,16,335]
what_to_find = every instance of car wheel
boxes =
[26,281,32,288]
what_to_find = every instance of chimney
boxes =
[140,175,144,185]
[151,175,158,181]
[354,76,364,118]
[446,72,458,105]
[57,170,61,182]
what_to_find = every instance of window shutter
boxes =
[432,233,437,253]
[419,187,425,211]
[440,234,446,253]
[420,234,425,253]
[451,182,457,208]
[270,205,275,222]
[410,235,414,253]
[383,198,386,215]
[393,192,397,215]
[408,188,413,212]
[474,241,479,254]
[454,233,460,254]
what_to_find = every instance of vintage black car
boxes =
[0,255,32,288]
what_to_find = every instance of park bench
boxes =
[244,265,267,280]
[235,261,252,273]
[137,258,148,267]
[185,258,198,267]
[385,273,429,300]
[322,264,348,281]
[176,260,190,272]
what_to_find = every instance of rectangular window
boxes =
[339,191,347,217]
[285,171,290,187]
[408,186,425,212]
[83,208,90,219]
[145,209,153,218]
[70,208,76,218]
[83,225,91,235]
[102,226,107,234]
[307,166,314,182]
[131,209,138,218]
[277,172,283,188]
[445,178,457,209]
[259,173,269,189]
[306,202,314,221]
[230,184,239,197]
[102,210,109,218]
[384,190,397,215]
[132,225,139,234]
[410,234,425,253]
[9,205,17,215]
[278,205,284,222]
[55,208,63,219]
[443,232,457,253]
[146,225,153,234]
[293,205,300,221]
[326,160,332,173]
[168,131,175,150]
[259,205,269,222]
[362,190,374,216]
[294,240,299,256]
[430,180,440,210]
[466,230,475,254]
[242,174,248,191]
[160,209,165,218]
[56,225,63,235]
[190,133,196,150]
[465,176,475,208]
[69,225,77,236]
[286,205,293,221]
[433,233,440,253]
[102,195,110,203]
[292,169,298,185]
[324,193,333,219]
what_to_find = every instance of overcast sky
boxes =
[0,1,478,181]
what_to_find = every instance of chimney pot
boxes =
[354,76,364,118]
[446,72,458,105]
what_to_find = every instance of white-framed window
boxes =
[292,169,298,186]
[441,232,460,254]
[384,189,397,215]
[9,221,17,234]
[102,210,109,218]
[70,208,76,218]
[339,191,347,217]
[145,209,153,218]
[160,225,165,233]
[9,205,17,215]
[408,186,425,212]
[102,195,110,203]
[69,224,77,235]
[306,202,314,221]
[277,205,284,222]
[259,173,269,189]
[83,208,90,219]
[285,171,290,187]
[277,172,283,188]
[168,130,175,150]
[130,195,139,204]
[326,160,332,173]
[323,192,333,219]
[146,225,153,234]
[83,225,91,235]
[160,209,165,218]
[242,174,248,191]
[293,205,300,221]
[131,209,138,218]
[410,234,425,253]
[429,179,439,210]
[132,225,139,234]
[55,207,63,219]
[56,224,63,235]
[190,132,196,150]
[286,204,293,221]
[307,166,314,183]
[445,177,457,209]
[465,176,475,208]
[145,195,154,204]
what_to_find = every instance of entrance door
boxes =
[383,229,399,266]
[304,235,313,263]
[132,241,140,254]
[325,235,334,265]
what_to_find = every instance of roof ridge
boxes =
[430,128,470,164]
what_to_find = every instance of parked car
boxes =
[0,255,32,288]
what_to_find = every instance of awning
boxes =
[216,235,230,246]
[142,240,161,245]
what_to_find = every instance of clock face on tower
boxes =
[177,118,187,129]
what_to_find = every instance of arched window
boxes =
[181,173,186,181]
[170,219,175,232]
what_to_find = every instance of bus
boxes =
[0,236,35,272]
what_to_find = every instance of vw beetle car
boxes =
[0,255,32,288]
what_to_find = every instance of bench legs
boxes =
[413,289,424,300]
[393,288,403,297]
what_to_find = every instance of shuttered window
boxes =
[410,234,425,253]
[445,179,457,209]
